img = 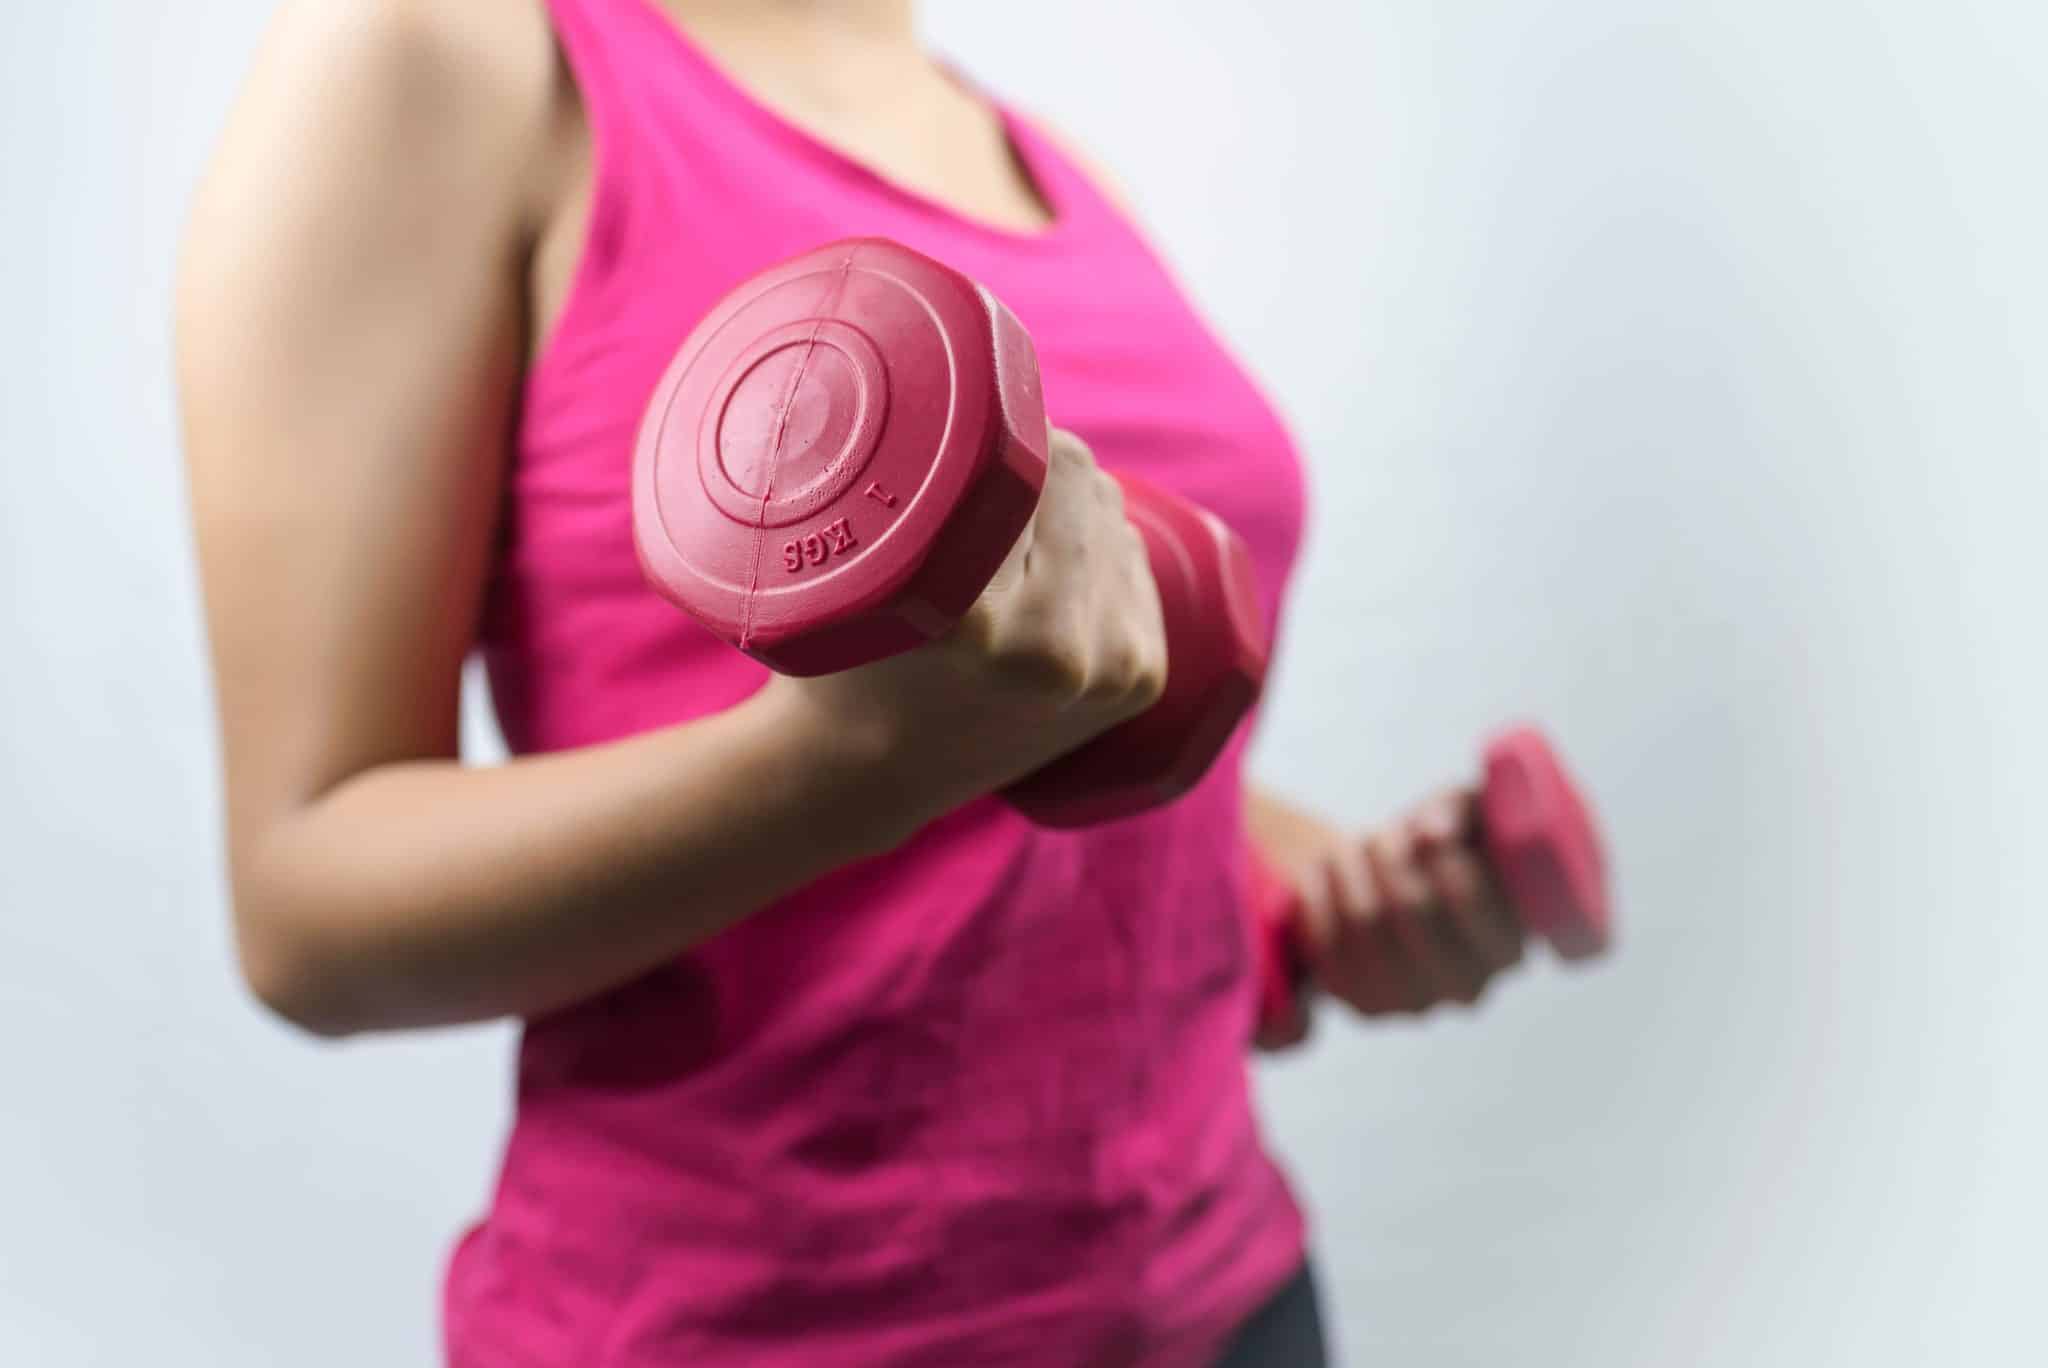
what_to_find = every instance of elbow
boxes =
[234,907,370,1040]
[229,825,386,1038]
[239,936,362,1039]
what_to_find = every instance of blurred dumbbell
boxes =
[633,237,1267,827]
[1252,726,1613,1031]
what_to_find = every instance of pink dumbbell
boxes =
[633,237,1268,827]
[1253,726,1613,1031]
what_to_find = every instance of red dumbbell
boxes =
[633,238,1268,827]
[1252,726,1613,1032]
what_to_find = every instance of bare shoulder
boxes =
[222,0,559,207]
[177,0,572,348]
[264,0,555,103]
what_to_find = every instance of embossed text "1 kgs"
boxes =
[782,517,858,573]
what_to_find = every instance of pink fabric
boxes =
[446,2,1312,1363]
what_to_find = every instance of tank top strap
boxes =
[534,0,668,343]
[539,0,668,149]
[529,0,780,397]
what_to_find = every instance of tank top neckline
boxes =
[624,0,1075,247]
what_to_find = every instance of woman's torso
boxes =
[447,3,1312,1364]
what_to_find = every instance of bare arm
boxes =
[176,0,924,1038]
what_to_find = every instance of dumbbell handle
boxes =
[1003,469,1267,827]
[1250,727,1612,1033]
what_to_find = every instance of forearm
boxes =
[236,683,911,1037]
[1247,784,1339,875]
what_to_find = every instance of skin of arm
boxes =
[177,0,934,1038]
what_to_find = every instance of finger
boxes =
[1112,517,1166,683]
[1409,790,1509,999]
[1312,838,1402,1017]
[970,430,1087,613]
[1411,785,1479,851]
[1423,841,1524,976]
[1288,849,1340,987]
[1423,905,1494,1007]
[1346,845,1421,1018]
[1416,788,1526,970]
[1366,823,1477,1011]
[1019,428,1100,575]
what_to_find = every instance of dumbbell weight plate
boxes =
[1478,725,1611,960]
[633,238,1048,677]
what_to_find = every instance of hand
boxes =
[770,428,1168,841]
[1256,789,1527,1032]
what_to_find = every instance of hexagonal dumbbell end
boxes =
[1477,725,1612,960]
[633,237,1049,676]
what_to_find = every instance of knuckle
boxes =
[1048,428,1096,471]
[1038,636,1092,698]
[1077,650,1129,705]
[1351,896,1384,942]
[1131,663,1167,711]
[1334,897,1376,938]
[1345,883,1385,930]
[953,599,1000,653]
[1126,641,1168,707]
[1022,651,1089,702]
[1367,828,1404,871]
[989,613,1083,694]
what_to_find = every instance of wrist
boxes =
[1246,787,1340,876]
[740,678,938,860]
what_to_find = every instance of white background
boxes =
[3,2,2042,1363]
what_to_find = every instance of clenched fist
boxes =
[1250,788,1527,1047]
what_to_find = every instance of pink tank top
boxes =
[447,3,1311,1363]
